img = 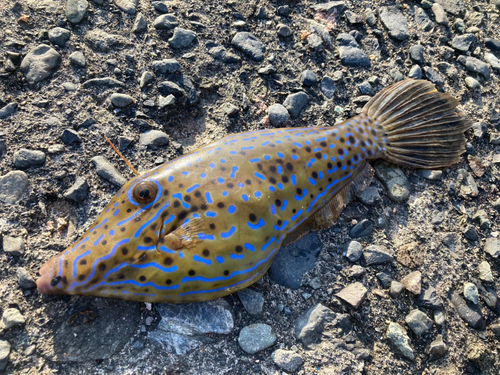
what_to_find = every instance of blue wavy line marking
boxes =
[113,209,120,217]
[134,200,171,239]
[316,137,326,142]
[163,214,175,226]
[260,132,275,136]
[206,211,217,217]
[70,237,89,253]
[271,205,276,215]
[248,218,265,229]
[159,246,175,254]
[243,136,257,141]
[281,200,288,212]
[87,279,179,292]
[198,233,215,240]
[88,219,108,235]
[229,151,237,155]
[307,158,315,168]
[295,189,308,201]
[172,193,190,209]
[293,142,302,148]
[193,255,212,265]
[221,226,236,239]
[93,234,104,246]
[245,243,255,251]
[225,139,237,145]
[187,184,200,193]
[205,192,213,204]
[216,256,225,263]
[180,247,279,287]
[241,146,254,150]
[306,174,351,213]
[262,237,275,251]
[73,250,91,278]
[254,172,265,180]
[291,209,303,221]
[230,166,238,178]
[250,158,260,163]
[230,254,244,259]
[137,245,156,251]
[69,238,130,292]
[274,221,289,231]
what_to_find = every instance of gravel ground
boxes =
[1,0,500,374]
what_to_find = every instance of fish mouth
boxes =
[37,256,61,295]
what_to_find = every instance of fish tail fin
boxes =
[362,79,471,169]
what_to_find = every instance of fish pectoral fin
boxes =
[307,161,374,231]
[162,217,207,250]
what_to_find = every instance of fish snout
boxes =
[36,269,55,294]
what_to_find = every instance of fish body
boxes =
[37,80,470,303]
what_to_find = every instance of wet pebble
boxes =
[416,286,443,309]
[48,27,71,47]
[66,0,88,24]
[338,46,370,67]
[272,349,303,372]
[169,28,197,49]
[0,340,10,371]
[110,93,134,107]
[64,177,89,202]
[139,130,169,150]
[478,261,493,283]
[0,171,29,205]
[283,91,308,119]
[349,219,373,238]
[113,0,137,14]
[450,290,485,330]
[335,282,367,309]
[484,237,499,258]
[386,322,414,360]
[363,245,394,265]
[344,240,363,262]
[17,268,36,289]
[400,271,421,295]
[237,288,264,316]
[1,308,25,329]
[405,309,433,335]
[231,32,265,61]
[238,324,276,354]
[379,6,409,41]
[153,14,178,30]
[451,33,475,52]
[268,104,290,126]
[20,44,61,86]
[429,334,448,359]
[374,161,411,202]
[132,13,147,33]
[13,149,46,169]
[300,70,317,86]
[61,129,82,145]
[91,156,127,187]
[320,76,336,98]
[0,103,18,120]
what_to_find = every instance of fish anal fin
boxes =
[282,221,313,247]
[162,217,207,250]
[308,162,374,232]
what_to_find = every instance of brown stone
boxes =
[397,242,424,269]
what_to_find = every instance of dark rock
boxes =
[458,56,490,80]
[405,309,433,335]
[416,286,443,309]
[48,27,71,47]
[386,322,414,360]
[409,45,424,64]
[169,28,197,49]
[338,46,370,67]
[485,38,500,52]
[153,14,178,30]
[13,149,46,169]
[377,270,392,289]
[336,33,358,47]
[415,7,434,32]
[64,177,89,202]
[449,290,485,330]
[320,76,336,98]
[20,44,61,86]
[451,34,475,52]
[283,92,309,119]
[237,288,264,316]
[152,0,169,13]
[358,81,375,96]
[132,13,147,33]
[379,6,410,41]
[300,70,317,86]
[429,335,448,359]
[423,66,445,86]
[17,268,36,289]
[0,171,29,205]
[363,245,394,265]
[91,156,128,187]
[152,59,181,74]
[113,0,137,14]
[349,219,373,238]
[269,232,321,289]
[268,104,290,126]
[61,129,82,145]
[66,0,88,24]
[231,32,265,61]
[139,130,169,150]
[0,103,18,120]
[158,81,185,97]
[276,24,292,38]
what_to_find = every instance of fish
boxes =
[36,79,471,303]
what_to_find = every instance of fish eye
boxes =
[133,181,158,203]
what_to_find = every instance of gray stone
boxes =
[320,76,336,98]
[258,64,276,75]
[472,209,490,230]
[91,156,127,187]
[387,322,414,360]
[338,46,370,67]
[431,3,449,25]
[337,33,358,47]
[417,169,443,181]
[417,286,443,309]
[269,232,321,289]
[390,68,404,82]
[277,24,292,38]
[485,38,500,52]
[389,281,404,298]
[272,349,303,372]
[3,236,25,256]
[140,71,154,88]
[17,268,36,289]
[152,0,169,13]
[132,13,147,33]
[48,27,71,47]
[0,340,10,371]
[178,75,198,105]
[358,81,375,96]
[358,186,382,205]
[377,270,392,289]
[434,310,445,325]
[139,130,169,150]
[345,10,364,25]
[152,59,181,74]
[374,161,411,202]
[429,334,447,358]
[415,7,434,32]
[158,81,185,97]
[158,94,175,109]
[434,0,465,16]
[20,44,61,86]
[66,0,88,24]
[0,171,29,205]
[169,28,197,49]
[220,102,239,117]
[454,18,466,33]
[436,61,459,79]
[401,271,421,295]
[409,45,424,64]
[237,288,264,316]
[450,290,485,330]
[149,300,233,355]
[283,91,309,119]
[113,0,137,14]
[484,53,500,71]
[0,103,18,120]
[82,77,125,89]
[238,324,276,354]
[451,34,475,52]
[405,309,433,335]
[408,65,422,79]
[1,308,25,329]
[153,14,178,30]
[13,149,46,169]
[459,56,490,80]
[484,238,499,258]
[64,177,89,202]
[463,282,479,304]
[335,282,368,309]
[478,261,493,283]
[364,245,394,265]
[423,66,445,86]
[349,219,373,238]
[110,93,134,107]
[472,279,499,314]
[379,6,410,41]
[61,129,82,145]
[349,265,366,277]
[310,1,346,13]
[364,8,377,26]
[300,70,317,86]
[268,104,290,126]
[231,32,265,61]
[84,30,128,53]
[344,241,363,262]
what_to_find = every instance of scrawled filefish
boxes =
[36,79,470,303]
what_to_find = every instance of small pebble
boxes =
[64,177,89,202]
[91,156,127,187]
[169,28,197,49]
[110,93,134,107]
[276,24,292,38]
[405,309,433,335]
[237,288,264,316]
[364,245,394,265]
[13,149,46,169]
[283,92,308,119]
[386,322,414,360]
[478,261,493,283]
[465,76,480,90]
[238,323,277,354]
[61,129,82,145]
[1,308,25,329]
[344,241,363,262]
[272,349,303,372]
[463,282,479,304]
[400,271,422,295]
[300,70,317,86]
[434,310,445,325]
[335,282,368,309]
[17,268,36,289]
[484,238,500,258]
[429,334,448,359]
[349,219,373,238]
[389,281,404,298]
[320,76,336,98]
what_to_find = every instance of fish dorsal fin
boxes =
[161,217,207,250]
[282,162,373,247]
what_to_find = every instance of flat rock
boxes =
[91,156,127,187]
[363,245,394,265]
[13,149,46,169]
[149,300,233,355]
[300,70,317,86]
[415,7,434,32]
[379,6,410,41]
[66,0,88,24]
[0,103,18,120]
[82,77,125,89]
[320,76,336,98]
[3,236,25,256]
[338,46,370,67]
[84,30,129,53]
[451,33,475,52]
[132,13,147,33]
[416,286,443,309]
[310,1,346,13]
[272,349,303,372]
[169,28,197,49]
[152,59,181,74]
[432,3,449,25]
[113,0,137,14]
[48,27,71,47]
[423,66,444,86]
[349,219,373,238]
[269,232,321,290]
[139,130,169,150]
[374,161,411,202]
[237,288,264,316]
[1,308,25,329]
[405,309,433,335]
[238,324,276,354]
[401,271,422,295]
[0,171,29,204]
[478,261,493,282]
[20,44,61,86]
[484,238,499,258]
[64,177,89,202]
[110,93,134,107]
[434,0,465,16]
[153,14,178,30]
[386,322,414,360]
[231,32,265,61]
[429,334,448,359]
[335,282,368,309]
[17,268,36,289]
[484,53,500,71]
[344,241,363,262]
[283,91,308,119]
[158,81,185,97]
[69,51,86,67]
[449,290,485,330]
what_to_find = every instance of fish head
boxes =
[37,171,180,300]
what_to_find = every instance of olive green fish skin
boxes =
[37,114,384,303]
